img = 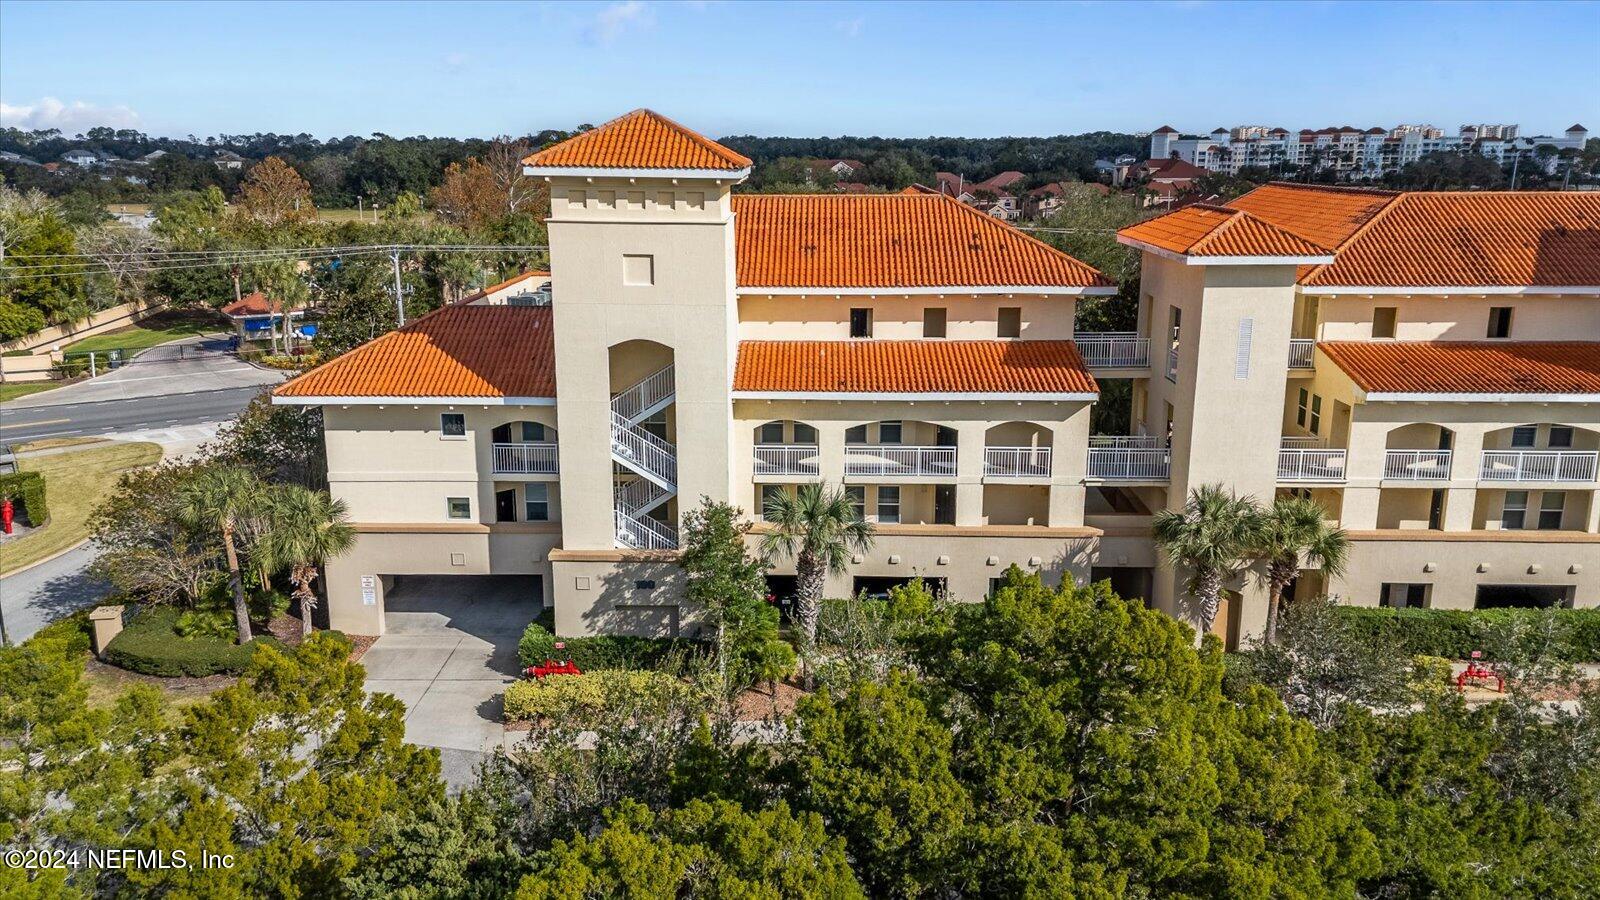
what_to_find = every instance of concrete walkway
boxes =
[360,575,540,790]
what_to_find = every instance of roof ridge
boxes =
[931,190,1116,283]
[524,108,751,170]
[1262,180,1401,197]
[1297,189,1414,281]
[1190,206,1333,255]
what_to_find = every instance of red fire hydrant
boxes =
[2,498,13,535]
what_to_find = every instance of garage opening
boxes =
[1474,584,1573,609]
[1090,566,1154,606]
[384,574,545,639]
[852,576,947,600]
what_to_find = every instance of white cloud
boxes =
[834,17,864,38]
[588,1,654,43]
[0,97,141,133]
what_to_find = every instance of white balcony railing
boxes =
[1384,449,1452,480]
[984,447,1052,478]
[1479,450,1599,483]
[1087,436,1169,480]
[1280,435,1325,449]
[1288,339,1315,369]
[844,445,956,478]
[753,444,820,477]
[1073,333,1150,368]
[1278,447,1348,482]
[491,442,559,474]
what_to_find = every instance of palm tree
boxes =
[1256,495,1349,646]
[180,465,265,645]
[759,482,875,648]
[1152,484,1264,638]
[259,484,356,637]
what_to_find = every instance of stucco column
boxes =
[1444,424,1488,531]
[1047,407,1090,527]
[816,421,848,486]
[1341,486,1380,530]
[954,421,989,526]
[1585,490,1600,534]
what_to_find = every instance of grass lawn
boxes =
[0,440,163,575]
[0,381,62,403]
[62,309,229,356]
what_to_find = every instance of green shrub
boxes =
[1334,606,1600,662]
[102,606,279,677]
[175,607,235,640]
[28,612,92,655]
[503,669,693,722]
[516,622,706,671]
[0,470,48,526]
[1408,655,1455,700]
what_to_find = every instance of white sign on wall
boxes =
[361,575,377,606]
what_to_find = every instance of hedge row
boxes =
[517,623,705,671]
[1334,606,1600,662]
[503,669,691,722]
[0,470,48,525]
[102,606,279,677]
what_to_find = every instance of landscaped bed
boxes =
[1335,606,1600,662]
[102,606,282,677]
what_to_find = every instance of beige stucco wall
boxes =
[1333,534,1600,609]
[1313,293,1600,342]
[736,294,1077,340]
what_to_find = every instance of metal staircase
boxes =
[610,364,678,549]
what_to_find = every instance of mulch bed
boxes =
[84,655,237,697]
[503,678,808,732]
[263,613,376,661]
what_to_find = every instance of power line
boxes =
[0,243,549,281]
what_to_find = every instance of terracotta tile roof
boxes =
[1117,204,1332,258]
[1142,158,1207,180]
[733,340,1098,395]
[522,108,751,171]
[221,291,289,317]
[275,306,555,399]
[730,193,1112,290]
[1228,182,1399,249]
[1302,192,1600,288]
[1320,341,1600,395]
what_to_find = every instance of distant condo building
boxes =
[1149,123,1589,180]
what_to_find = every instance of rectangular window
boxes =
[923,307,947,338]
[1511,426,1537,448]
[1309,395,1322,434]
[1487,306,1513,338]
[844,424,868,444]
[793,422,818,444]
[845,486,866,519]
[622,254,654,286]
[1382,583,1429,608]
[524,484,549,522]
[876,486,901,524]
[1296,388,1309,428]
[521,421,546,442]
[1501,491,1528,529]
[758,422,785,444]
[760,485,784,521]
[877,421,903,444]
[1548,426,1574,448]
[998,307,1022,338]
[447,497,472,520]
[441,412,466,439]
[1538,492,1566,530]
[849,308,873,338]
[1372,306,1397,338]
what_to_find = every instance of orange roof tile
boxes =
[1117,204,1332,258]
[1320,341,1600,395]
[522,108,751,171]
[731,193,1113,290]
[733,340,1098,395]
[1303,192,1600,288]
[1228,182,1399,249]
[221,291,290,317]
[275,306,555,399]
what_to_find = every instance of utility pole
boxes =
[390,248,406,327]
[1509,151,1521,190]
[231,265,242,305]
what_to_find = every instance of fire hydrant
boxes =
[2,498,13,535]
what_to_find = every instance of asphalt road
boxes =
[0,543,104,645]
[0,384,270,444]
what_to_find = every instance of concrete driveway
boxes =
[5,334,285,409]
[360,575,541,789]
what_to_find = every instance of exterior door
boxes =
[934,484,956,525]
[495,489,517,523]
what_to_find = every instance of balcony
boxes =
[1278,442,1347,482]
[1384,449,1452,480]
[754,444,820,477]
[1073,333,1150,368]
[491,442,559,475]
[984,447,1052,479]
[1479,450,1599,483]
[844,445,956,478]
[1288,339,1315,369]
[1086,436,1170,481]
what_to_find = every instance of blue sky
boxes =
[2,0,1596,139]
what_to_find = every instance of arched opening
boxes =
[489,418,560,476]
[1382,422,1454,480]
[752,419,819,477]
[843,420,957,477]
[984,421,1053,477]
